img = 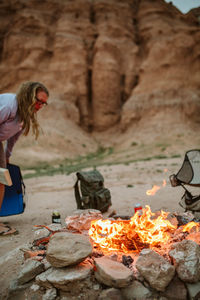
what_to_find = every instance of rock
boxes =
[59,288,100,300]
[46,231,92,267]
[30,283,40,292]
[8,281,44,300]
[0,244,25,266]
[36,260,93,292]
[27,284,45,300]
[34,223,62,240]
[0,0,199,144]
[17,259,45,285]
[98,288,123,300]
[70,209,102,216]
[136,248,175,291]
[93,283,101,290]
[8,279,32,299]
[42,287,57,300]
[121,280,152,300]
[94,256,133,288]
[186,281,200,300]
[175,212,195,226]
[193,212,200,221]
[35,268,54,289]
[169,239,200,283]
[92,44,122,130]
[65,209,103,233]
[46,223,64,231]
[160,275,187,300]
[42,258,52,270]
[186,232,200,245]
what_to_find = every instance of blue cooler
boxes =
[0,164,25,216]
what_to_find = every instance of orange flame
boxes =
[182,221,199,233]
[146,179,167,196]
[89,205,178,253]
[130,206,176,245]
[146,185,161,196]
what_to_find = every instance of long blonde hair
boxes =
[16,81,49,139]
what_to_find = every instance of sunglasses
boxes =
[35,97,48,106]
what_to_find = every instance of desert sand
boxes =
[0,156,191,299]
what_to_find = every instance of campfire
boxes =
[89,205,199,254]
[11,208,200,300]
[32,205,200,254]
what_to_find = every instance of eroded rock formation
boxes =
[0,0,199,133]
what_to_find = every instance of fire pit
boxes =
[9,208,200,300]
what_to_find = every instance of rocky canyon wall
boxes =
[0,0,199,133]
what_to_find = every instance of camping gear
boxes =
[74,169,112,213]
[0,163,25,217]
[169,149,200,213]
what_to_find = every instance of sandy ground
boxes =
[0,157,192,299]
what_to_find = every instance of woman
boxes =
[0,81,49,208]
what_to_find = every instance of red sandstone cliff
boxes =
[0,0,199,165]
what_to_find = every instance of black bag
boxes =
[0,164,26,216]
[74,169,112,213]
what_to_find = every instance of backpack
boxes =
[74,169,112,213]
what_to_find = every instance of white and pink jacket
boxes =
[0,93,23,160]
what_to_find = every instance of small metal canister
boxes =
[52,210,61,224]
[134,203,143,215]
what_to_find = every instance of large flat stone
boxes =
[94,256,133,288]
[46,231,92,267]
[36,260,93,291]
